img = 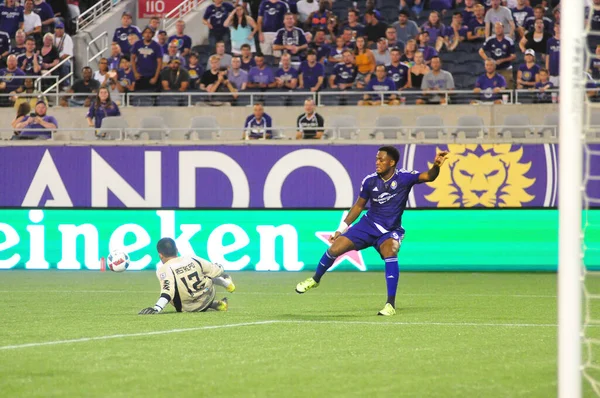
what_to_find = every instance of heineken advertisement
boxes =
[0,209,598,271]
[2,144,599,208]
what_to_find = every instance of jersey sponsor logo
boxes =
[425,144,535,207]
[119,33,127,41]
[162,279,170,291]
[267,6,279,15]
[372,192,398,204]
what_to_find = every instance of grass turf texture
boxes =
[0,271,587,397]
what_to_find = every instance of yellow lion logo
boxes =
[425,144,535,207]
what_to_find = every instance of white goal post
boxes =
[558,0,584,397]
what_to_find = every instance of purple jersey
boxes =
[359,169,421,232]
[328,47,346,63]
[19,115,58,139]
[259,0,289,33]
[203,2,235,34]
[309,42,330,62]
[298,61,324,89]
[443,25,468,41]
[86,101,121,129]
[33,1,54,22]
[547,37,560,76]
[482,36,514,70]
[244,113,273,139]
[274,27,307,47]
[241,57,256,71]
[417,45,438,62]
[475,72,506,101]
[462,9,475,26]
[332,63,356,85]
[366,76,397,100]
[113,25,142,54]
[0,5,23,37]
[0,31,10,55]
[421,23,445,44]
[386,63,409,89]
[108,55,122,71]
[117,68,135,88]
[131,40,163,78]
[248,65,275,84]
[534,81,554,101]
[342,23,365,41]
[518,63,539,83]
[468,19,485,40]
[187,63,204,82]
[16,53,42,75]
[167,35,192,53]
[511,6,533,28]
[0,67,25,91]
[275,66,298,82]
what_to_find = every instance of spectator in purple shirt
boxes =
[420,11,445,45]
[168,20,192,58]
[545,23,559,87]
[342,8,365,43]
[131,27,163,91]
[115,56,135,93]
[86,86,121,130]
[467,4,486,42]
[0,54,24,106]
[239,43,256,71]
[534,67,554,103]
[273,13,308,59]
[186,52,203,90]
[511,0,533,39]
[228,56,248,92]
[328,35,347,64]
[247,54,277,91]
[328,49,356,91]
[479,22,516,88]
[33,0,54,34]
[112,12,141,55]
[275,53,298,90]
[0,0,24,38]
[9,29,25,57]
[462,0,476,26]
[517,49,539,89]
[309,29,329,63]
[473,59,507,104]
[108,43,123,71]
[16,36,41,75]
[203,0,235,53]
[359,64,399,106]
[417,31,438,65]
[439,12,468,52]
[386,48,410,90]
[298,49,324,92]
[14,100,57,139]
[257,0,290,56]
[0,30,10,67]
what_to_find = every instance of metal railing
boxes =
[76,0,123,32]
[0,124,573,144]
[124,91,318,107]
[162,0,206,32]
[36,56,74,96]
[86,32,109,66]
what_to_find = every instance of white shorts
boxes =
[260,32,276,56]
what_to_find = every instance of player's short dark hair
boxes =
[431,55,441,62]
[240,44,251,50]
[378,146,400,166]
[306,49,317,56]
[157,237,178,257]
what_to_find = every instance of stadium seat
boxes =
[188,116,221,140]
[137,116,168,140]
[498,114,535,139]
[413,115,446,139]
[98,117,129,140]
[271,129,286,140]
[453,115,486,139]
[589,112,600,138]
[541,113,559,137]
[372,115,404,139]
[328,115,359,139]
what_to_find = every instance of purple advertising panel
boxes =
[0,144,598,208]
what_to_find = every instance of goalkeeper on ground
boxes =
[138,237,236,315]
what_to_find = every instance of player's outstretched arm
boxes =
[139,293,171,315]
[418,151,449,183]
[330,197,368,243]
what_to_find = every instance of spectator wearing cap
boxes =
[467,4,486,42]
[108,43,122,71]
[163,40,186,69]
[66,66,99,107]
[54,21,73,63]
[243,103,272,140]
[273,13,308,59]
[168,20,192,58]
[484,0,515,38]
[157,30,169,54]
[225,4,258,55]
[14,99,57,140]
[298,49,324,92]
[517,49,540,89]
[519,18,550,56]
[159,58,190,106]
[0,0,24,38]
[186,52,203,89]
[247,54,277,90]
[115,56,135,93]
[33,0,54,34]
[479,22,516,88]
[0,29,10,69]
[364,10,387,47]
[417,56,454,105]
[392,10,419,45]
[112,12,141,55]
[23,0,41,40]
[374,38,391,66]
[203,0,235,53]
[473,59,506,104]
[206,41,232,70]
[240,44,256,71]
[0,54,25,107]
[417,31,438,65]
[131,27,163,91]
[86,86,120,129]
[274,53,298,90]
[257,0,290,57]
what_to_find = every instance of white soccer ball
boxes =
[107,250,130,273]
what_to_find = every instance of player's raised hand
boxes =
[434,151,449,167]
[329,231,341,243]
[138,307,158,315]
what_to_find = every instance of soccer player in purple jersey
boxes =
[296,146,449,316]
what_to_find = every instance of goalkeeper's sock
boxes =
[384,257,399,308]
[313,250,337,283]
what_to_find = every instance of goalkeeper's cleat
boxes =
[377,303,396,316]
[295,277,319,294]
[223,274,236,293]
[215,298,228,312]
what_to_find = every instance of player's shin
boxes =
[313,250,337,283]
[384,257,399,308]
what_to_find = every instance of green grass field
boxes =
[0,271,588,397]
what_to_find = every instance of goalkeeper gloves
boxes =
[138,307,159,315]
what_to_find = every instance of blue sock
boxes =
[313,250,337,283]
[384,257,399,307]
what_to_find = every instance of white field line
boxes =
[0,290,558,298]
[0,319,573,351]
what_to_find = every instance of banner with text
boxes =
[138,0,181,18]
[0,209,598,271]
[1,144,599,208]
